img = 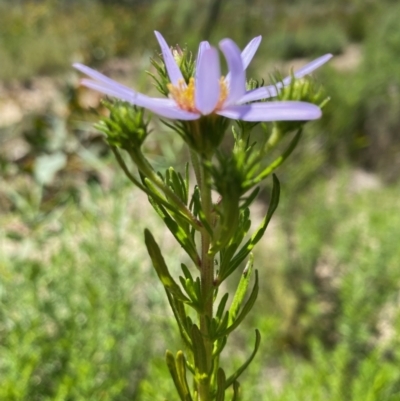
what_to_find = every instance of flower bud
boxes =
[95,101,150,150]
[272,75,329,136]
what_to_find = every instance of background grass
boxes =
[1,0,400,400]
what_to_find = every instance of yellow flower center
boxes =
[167,77,229,113]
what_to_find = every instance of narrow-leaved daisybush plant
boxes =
[74,30,331,401]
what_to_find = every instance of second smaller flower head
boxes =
[74,31,332,123]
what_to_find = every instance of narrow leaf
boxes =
[212,336,227,358]
[184,162,190,205]
[191,324,208,375]
[215,312,229,339]
[216,293,229,320]
[192,187,213,236]
[225,330,261,389]
[231,381,241,401]
[165,292,192,348]
[146,198,200,266]
[240,186,260,210]
[144,229,190,302]
[181,263,194,280]
[176,351,193,401]
[216,368,226,401]
[178,276,201,312]
[228,254,254,326]
[217,208,251,283]
[218,270,259,337]
[166,351,187,401]
[168,167,186,204]
[221,175,280,281]
[244,129,302,189]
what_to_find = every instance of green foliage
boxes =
[0,0,386,81]
[250,345,400,401]
[0,1,150,80]
[302,2,400,179]
[236,169,400,400]
[0,181,169,400]
[267,23,348,60]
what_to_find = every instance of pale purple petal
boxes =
[217,101,321,121]
[238,85,280,103]
[219,39,246,106]
[74,63,116,86]
[237,53,333,104]
[74,63,168,106]
[195,47,221,115]
[80,79,163,104]
[226,36,262,83]
[154,31,184,86]
[143,103,200,120]
[81,79,139,102]
[80,79,199,120]
[73,63,135,97]
[282,54,333,86]
[241,35,262,70]
[196,41,211,65]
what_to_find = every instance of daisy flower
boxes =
[74,31,331,122]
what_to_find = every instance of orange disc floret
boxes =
[168,78,197,112]
[216,77,228,110]
[168,77,229,114]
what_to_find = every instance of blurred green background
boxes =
[1,0,400,400]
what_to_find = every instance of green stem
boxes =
[198,157,214,401]
[127,148,202,230]
[190,148,202,189]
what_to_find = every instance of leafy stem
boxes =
[198,155,215,401]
